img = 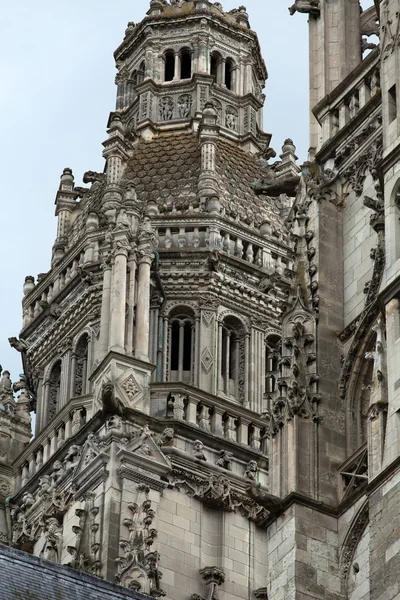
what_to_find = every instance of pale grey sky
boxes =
[0,1,309,381]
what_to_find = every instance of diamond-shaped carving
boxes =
[121,374,140,400]
[201,348,214,374]
[202,311,215,327]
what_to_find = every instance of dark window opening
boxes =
[181,51,192,79]
[183,323,192,371]
[389,84,397,123]
[137,61,145,84]
[165,53,175,82]
[225,59,233,90]
[171,322,180,370]
[211,55,218,80]
[229,335,235,378]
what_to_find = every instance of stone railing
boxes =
[13,395,93,494]
[154,221,292,273]
[314,49,380,148]
[22,249,90,330]
[150,383,268,454]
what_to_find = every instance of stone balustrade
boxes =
[314,49,380,148]
[13,395,93,494]
[151,383,268,454]
[22,249,89,330]
[154,221,292,272]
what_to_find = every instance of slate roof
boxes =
[0,545,150,600]
[123,132,282,228]
[124,132,201,213]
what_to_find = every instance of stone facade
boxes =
[2,0,400,599]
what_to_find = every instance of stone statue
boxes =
[193,440,207,461]
[245,460,258,481]
[0,369,12,394]
[216,450,233,470]
[52,460,65,485]
[115,208,131,231]
[138,216,156,246]
[64,445,81,473]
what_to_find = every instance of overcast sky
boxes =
[0,1,309,382]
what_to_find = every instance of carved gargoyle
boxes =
[246,486,283,515]
[252,175,300,197]
[101,381,123,416]
[289,0,320,17]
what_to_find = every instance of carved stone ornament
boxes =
[121,374,140,401]
[340,502,369,580]
[177,94,192,119]
[289,0,320,17]
[191,567,226,600]
[170,470,268,524]
[159,96,174,121]
[201,348,214,374]
[0,479,11,498]
[116,484,165,597]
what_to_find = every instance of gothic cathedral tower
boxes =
[3,1,400,600]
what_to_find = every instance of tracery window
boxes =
[48,361,61,422]
[74,333,89,396]
[169,309,194,383]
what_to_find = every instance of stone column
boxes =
[198,37,208,73]
[96,258,112,362]
[126,249,137,355]
[244,333,250,405]
[224,332,231,395]
[163,316,169,380]
[173,52,181,81]
[217,322,223,394]
[220,58,226,87]
[194,316,200,386]
[109,237,130,354]
[135,248,154,362]
[178,322,185,381]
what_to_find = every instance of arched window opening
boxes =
[164,52,175,82]
[220,316,244,400]
[169,312,194,383]
[225,58,234,90]
[138,61,145,84]
[48,361,62,423]
[180,49,192,79]
[265,335,281,395]
[74,334,89,397]
[210,52,221,82]
[132,70,139,85]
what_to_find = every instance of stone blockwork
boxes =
[369,469,400,600]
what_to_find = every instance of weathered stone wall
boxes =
[267,504,341,600]
[369,468,400,600]
[343,176,375,327]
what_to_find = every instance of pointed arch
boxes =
[73,333,90,397]
[47,360,62,423]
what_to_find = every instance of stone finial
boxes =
[23,276,35,296]
[59,167,74,191]
[275,138,300,178]
[236,6,250,28]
